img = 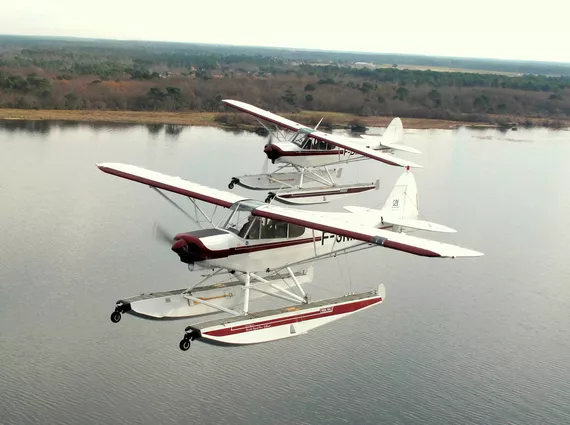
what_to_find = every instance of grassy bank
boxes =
[0,108,549,131]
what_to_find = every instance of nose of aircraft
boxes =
[263,143,280,162]
[171,236,199,264]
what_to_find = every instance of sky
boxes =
[1,0,569,63]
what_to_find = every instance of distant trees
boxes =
[428,89,441,107]
[0,72,51,92]
[1,39,570,124]
[282,87,297,106]
[394,87,409,101]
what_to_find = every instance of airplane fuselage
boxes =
[171,224,388,273]
[265,139,383,168]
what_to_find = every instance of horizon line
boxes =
[1,33,570,66]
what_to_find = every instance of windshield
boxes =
[290,128,314,148]
[222,199,265,234]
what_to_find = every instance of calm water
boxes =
[1,120,569,425]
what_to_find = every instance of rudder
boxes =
[380,169,418,220]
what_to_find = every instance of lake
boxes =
[1,120,569,425]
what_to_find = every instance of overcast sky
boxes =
[1,0,568,63]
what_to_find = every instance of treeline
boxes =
[1,35,570,125]
[302,66,570,92]
[2,35,570,76]
[1,70,569,124]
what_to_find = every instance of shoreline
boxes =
[0,108,567,131]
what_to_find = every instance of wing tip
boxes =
[407,162,423,169]
[451,249,484,258]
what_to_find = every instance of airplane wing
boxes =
[309,129,422,168]
[223,99,306,132]
[253,204,482,258]
[223,99,421,168]
[97,163,246,208]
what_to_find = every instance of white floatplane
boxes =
[223,99,421,205]
[97,162,482,349]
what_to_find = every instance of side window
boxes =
[239,217,261,239]
[260,218,276,239]
[274,221,288,238]
[288,224,305,238]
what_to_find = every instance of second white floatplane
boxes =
[223,99,422,205]
[180,284,385,348]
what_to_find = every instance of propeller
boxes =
[314,118,323,130]
[153,221,175,246]
[263,133,275,167]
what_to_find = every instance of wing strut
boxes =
[152,188,203,227]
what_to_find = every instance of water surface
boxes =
[1,121,569,425]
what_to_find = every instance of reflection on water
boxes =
[0,119,141,134]
[0,119,264,139]
[1,121,570,425]
[0,119,53,133]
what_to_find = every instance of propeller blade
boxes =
[262,155,269,174]
[314,118,323,130]
[153,221,174,245]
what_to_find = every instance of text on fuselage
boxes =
[321,232,353,245]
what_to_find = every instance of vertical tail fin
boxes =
[382,117,404,145]
[380,168,419,220]
[346,169,456,233]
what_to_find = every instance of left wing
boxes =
[97,163,246,208]
[223,99,305,132]
[223,99,421,169]
[253,204,482,258]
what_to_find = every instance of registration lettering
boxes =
[321,232,353,245]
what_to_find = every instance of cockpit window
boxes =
[222,201,306,240]
[291,132,332,150]
[290,128,314,148]
[237,216,306,240]
[222,199,265,234]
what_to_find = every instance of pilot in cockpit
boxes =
[239,215,260,239]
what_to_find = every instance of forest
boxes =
[1,35,570,126]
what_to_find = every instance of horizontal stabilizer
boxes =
[382,217,457,233]
[360,135,421,154]
[343,207,456,233]
[380,142,421,154]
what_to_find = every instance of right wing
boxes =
[309,129,422,168]
[253,203,483,258]
[97,163,246,208]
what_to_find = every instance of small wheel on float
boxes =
[110,311,121,323]
[179,338,191,351]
